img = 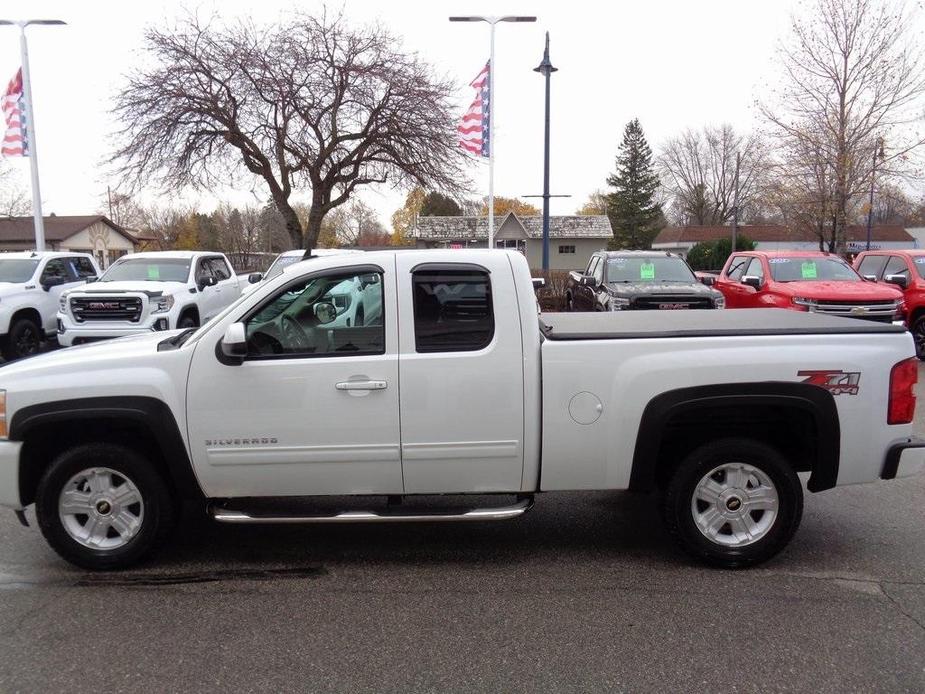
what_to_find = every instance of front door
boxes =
[186,261,402,498]
[395,254,525,493]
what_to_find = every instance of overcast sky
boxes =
[2,0,886,226]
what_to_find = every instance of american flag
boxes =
[2,68,28,157]
[457,61,490,157]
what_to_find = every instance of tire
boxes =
[3,317,42,361]
[662,438,803,569]
[35,444,176,570]
[911,315,925,360]
[177,313,198,329]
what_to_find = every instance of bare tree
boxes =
[328,198,387,246]
[763,0,925,252]
[659,125,768,226]
[111,13,466,252]
[0,164,29,217]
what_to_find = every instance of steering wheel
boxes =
[280,314,312,352]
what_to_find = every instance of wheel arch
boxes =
[10,306,43,330]
[629,382,840,494]
[10,396,204,507]
[178,305,200,325]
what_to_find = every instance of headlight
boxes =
[59,295,68,312]
[0,390,7,439]
[152,295,175,314]
[714,294,725,309]
[792,297,816,310]
[609,296,631,311]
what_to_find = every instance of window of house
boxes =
[558,245,575,254]
[412,267,493,353]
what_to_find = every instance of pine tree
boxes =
[606,119,664,249]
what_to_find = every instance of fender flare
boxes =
[10,396,204,502]
[628,382,840,493]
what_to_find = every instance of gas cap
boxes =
[568,391,603,425]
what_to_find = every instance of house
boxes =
[0,215,143,268]
[411,213,613,270]
[653,224,917,257]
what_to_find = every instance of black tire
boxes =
[177,313,198,330]
[35,444,176,570]
[3,317,42,361]
[662,438,803,569]
[911,315,925,360]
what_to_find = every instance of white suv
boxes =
[57,251,240,346]
[0,251,100,360]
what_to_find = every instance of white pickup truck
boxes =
[57,251,241,346]
[0,250,922,570]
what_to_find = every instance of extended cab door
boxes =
[395,254,525,493]
[715,254,751,308]
[185,259,402,497]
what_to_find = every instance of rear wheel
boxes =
[35,444,176,570]
[3,317,42,361]
[911,315,925,360]
[662,438,803,568]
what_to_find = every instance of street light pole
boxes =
[865,138,885,252]
[0,19,66,252]
[450,15,536,249]
[731,152,740,253]
[533,32,557,272]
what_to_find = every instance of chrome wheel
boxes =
[58,467,145,550]
[691,462,779,547]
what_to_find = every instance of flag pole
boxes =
[488,24,495,249]
[18,24,45,252]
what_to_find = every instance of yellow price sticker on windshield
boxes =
[801,262,817,279]
[640,262,655,280]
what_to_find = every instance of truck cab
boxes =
[0,251,100,360]
[853,249,925,358]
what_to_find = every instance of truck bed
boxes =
[539,308,905,340]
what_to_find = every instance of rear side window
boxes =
[412,267,493,352]
[857,255,888,279]
[726,255,749,281]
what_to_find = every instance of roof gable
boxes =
[0,215,139,245]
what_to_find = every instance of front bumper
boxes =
[882,437,925,480]
[0,439,23,510]
[57,314,171,346]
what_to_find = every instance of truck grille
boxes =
[808,299,898,323]
[630,296,715,310]
[70,297,143,323]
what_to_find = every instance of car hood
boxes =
[0,282,26,295]
[608,281,716,296]
[776,281,903,301]
[65,280,188,297]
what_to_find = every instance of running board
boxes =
[210,497,534,524]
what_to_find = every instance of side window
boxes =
[585,256,599,276]
[858,255,888,279]
[69,256,98,279]
[591,258,604,284]
[412,267,493,353]
[244,269,384,358]
[745,257,765,282]
[884,255,910,279]
[40,259,70,283]
[195,258,213,283]
[208,257,231,280]
[726,255,750,281]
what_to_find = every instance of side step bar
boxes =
[210,497,534,524]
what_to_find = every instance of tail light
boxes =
[888,357,918,424]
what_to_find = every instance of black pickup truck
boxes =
[565,250,725,312]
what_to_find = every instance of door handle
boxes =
[335,380,387,391]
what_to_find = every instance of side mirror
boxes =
[41,276,66,291]
[220,322,248,358]
[248,272,263,284]
[884,273,909,289]
[741,275,762,289]
[580,275,596,287]
[699,275,715,286]
[85,276,98,284]
[198,275,218,291]
[314,302,337,324]
[862,274,877,282]
[358,273,379,289]
[531,277,546,290]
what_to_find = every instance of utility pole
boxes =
[731,152,740,253]
[866,138,885,252]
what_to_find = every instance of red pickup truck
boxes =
[712,250,903,322]
[853,249,925,358]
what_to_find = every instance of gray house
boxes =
[411,213,613,270]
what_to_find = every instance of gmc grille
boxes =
[71,297,143,323]
[630,296,715,310]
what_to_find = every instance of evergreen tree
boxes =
[606,119,663,249]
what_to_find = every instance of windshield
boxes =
[607,256,696,283]
[768,257,860,282]
[101,258,191,283]
[264,254,304,281]
[0,259,39,283]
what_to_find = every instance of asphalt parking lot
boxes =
[0,367,923,692]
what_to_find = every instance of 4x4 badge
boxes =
[798,370,861,395]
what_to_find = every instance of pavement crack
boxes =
[880,582,925,634]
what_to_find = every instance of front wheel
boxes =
[35,444,176,570]
[3,317,42,361]
[662,438,803,568]
[910,315,925,360]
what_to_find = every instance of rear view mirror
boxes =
[221,322,247,358]
[359,273,379,288]
[884,274,909,289]
[248,272,263,284]
[314,302,337,324]
[741,275,762,289]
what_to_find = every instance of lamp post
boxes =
[865,138,885,252]
[533,32,558,271]
[450,15,536,249]
[0,19,66,252]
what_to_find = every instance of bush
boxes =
[531,269,571,312]
[686,235,756,271]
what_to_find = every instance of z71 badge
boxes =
[798,370,861,395]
